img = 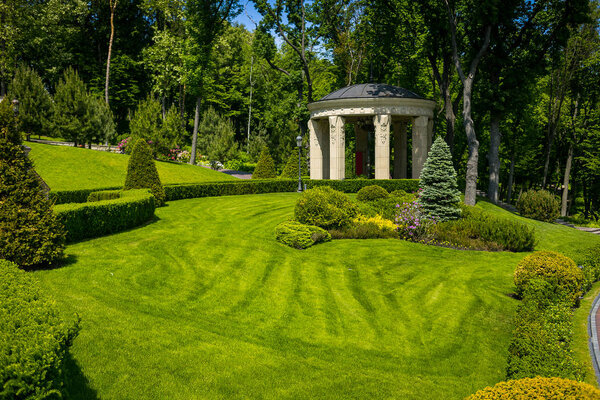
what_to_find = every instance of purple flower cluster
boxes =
[395,200,435,241]
[116,137,130,153]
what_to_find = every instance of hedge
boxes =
[50,186,121,204]
[466,376,600,400]
[54,189,156,242]
[87,190,121,202]
[0,259,79,399]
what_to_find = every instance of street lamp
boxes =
[11,99,19,117]
[296,135,303,192]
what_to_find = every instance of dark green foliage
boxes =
[0,259,79,399]
[295,186,359,229]
[279,148,308,179]
[197,107,238,164]
[0,138,65,268]
[431,205,536,252]
[129,97,183,157]
[49,186,122,204]
[356,185,389,202]
[517,190,561,222]
[54,189,156,242]
[581,244,600,288]
[51,68,90,144]
[87,190,121,202]
[9,65,52,138]
[418,137,461,222]
[87,96,116,145]
[0,96,21,144]
[124,138,166,206]
[275,220,331,249]
[252,147,277,179]
[357,191,417,221]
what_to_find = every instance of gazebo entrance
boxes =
[307,83,436,180]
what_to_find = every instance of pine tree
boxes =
[252,146,276,179]
[124,138,166,205]
[418,137,462,222]
[197,107,238,165]
[52,68,91,145]
[9,65,52,139]
[129,95,162,154]
[0,99,65,268]
[279,148,308,179]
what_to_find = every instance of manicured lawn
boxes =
[33,194,600,399]
[27,142,236,190]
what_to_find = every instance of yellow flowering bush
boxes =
[353,214,396,233]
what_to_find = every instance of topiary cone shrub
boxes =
[465,376,600,399]
[418,137,461,222]
[252,146,276,179]
[516,190,560,222]
[124,138,166,206]
[279,148,308,179]
[514,251,584,305]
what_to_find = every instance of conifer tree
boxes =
[124,138,166,205]
[252,146,276,179]
[418,137,461,222]
[0,98,65,268]
[52,68,91,145]
[279,148,307,179]
[9,65,52,139]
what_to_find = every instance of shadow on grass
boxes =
[63,351,99,400]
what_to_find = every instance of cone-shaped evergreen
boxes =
[9,65,52,138]
[280,148,308,179]
[418,137,461,222]
[124,138,166,206]
[252,146,276,179]
[0,100,65,268]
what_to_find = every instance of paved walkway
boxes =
[590,292,600,385]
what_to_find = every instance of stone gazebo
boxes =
[307,83,436,180]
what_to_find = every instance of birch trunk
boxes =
[105,0,118,105]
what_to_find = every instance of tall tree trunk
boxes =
[542,122,557,188]
[561,143,573,217]
[506,147,516,203]
[190,97,201,165]
[488,112,502,204]
[462,80,480,206]
[105,0,118,105]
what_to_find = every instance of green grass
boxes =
[28,142,236,190]
[32,194,600,399]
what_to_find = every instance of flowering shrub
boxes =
[353,215,396,233]
[177,150,191,163]
[117,137,130,153]
[395,200,435,240]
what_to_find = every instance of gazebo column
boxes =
[355,124,368,176]
[329,115,345,180]
[412,116,429,179]
[374,114,391,180]
[309,118,329,179]
[393,121,407,179]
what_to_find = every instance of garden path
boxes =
[590,292,600,386]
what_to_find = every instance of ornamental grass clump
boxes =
[418,137,461,222]
[124,138,166,206]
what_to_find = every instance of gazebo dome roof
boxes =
[317,83,424,102]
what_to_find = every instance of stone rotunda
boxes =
[307,83,436,180]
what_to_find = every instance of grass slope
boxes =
[28,142,236,190]
[32,194,600,399]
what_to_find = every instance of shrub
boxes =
[356,185,389,202]
[196,106,238,164]
[124,138,166,206]
[49,187,122,204]
[0,137,65,268]
[418,137,461,222]
[390,189,407,197]
[295,186,359,229]
[252,147,276,179]
[514,251,584,304]
[581,244,600,282]
[87,190,121,202]
[395,200,434,241]
[516,190,560,222]
[0,259,79,399]
[54,189,155,242]
[279,148,308,179]
[275,221,331,249]
[465,377,600,400]
[330,215,397,239]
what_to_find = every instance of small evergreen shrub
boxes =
[295,186,359,229]
[124,138,166,206]
[516,190,560,222]
[581,244,600,282]
[390,189,408,197]
[275,221,331,249]
[0,122,65,268]
[514,251,584,304]
[356,185,389,202]
[252,147,276,179]
[279,148,308,179]
[0,259,79,399]
[465,377,600,400]
[418,137,461,222]
[87,190,121,202]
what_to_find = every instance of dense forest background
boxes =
[2,0,600,216]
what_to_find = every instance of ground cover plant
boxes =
[27,142,236,190]
[32,193,600,399]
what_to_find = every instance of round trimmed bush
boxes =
[123,138,166,206]
[465,376,600,399]
[295,186,359,229]
[356,185,389,202]
[516,190,560,222]
[514,251,584,303]
[390,189,408,197]
[275,220,331,249]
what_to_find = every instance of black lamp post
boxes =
[11,99,19,117]
[296,134,303,192]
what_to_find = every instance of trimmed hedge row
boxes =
[50,186,121,204]
[87,190,121,202]
[54,189,155,242]
[466,376,600,400]
[0,259,79,399]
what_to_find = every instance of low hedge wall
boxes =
[0,259,79,399]
[54,189,156,242]
[87,189,121,202]
[50,186,121,204]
